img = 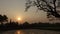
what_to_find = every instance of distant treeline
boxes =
[0,21,60,31]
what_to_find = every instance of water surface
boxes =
[0,29,60,34]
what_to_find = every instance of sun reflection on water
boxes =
[17,31,20,34]
[15,30,23,34]
[14,30,35,34]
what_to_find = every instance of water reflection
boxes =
[14,30,35,34]
[0,29,60,34]
[17,30,21,34]
[15,30,24,34]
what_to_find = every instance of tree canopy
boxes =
[25,0,60,21]
[0,15,8,24]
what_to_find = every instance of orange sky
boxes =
[0,0,59,23]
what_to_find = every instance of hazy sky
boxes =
[0,0,56,23]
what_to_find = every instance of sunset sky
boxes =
[0,0,59,23]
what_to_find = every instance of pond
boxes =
[0,29,60,34]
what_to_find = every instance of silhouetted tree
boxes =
[23,22,29,25]
[25,0,60,21]
[0,15,8,24]
[0,15,3,24]
[3,15,8,22]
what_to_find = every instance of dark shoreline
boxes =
[0,22,60,32]
[0,27,60,32]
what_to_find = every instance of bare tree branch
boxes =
[25,0,60,19]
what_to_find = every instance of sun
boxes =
[17,17,21,21]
